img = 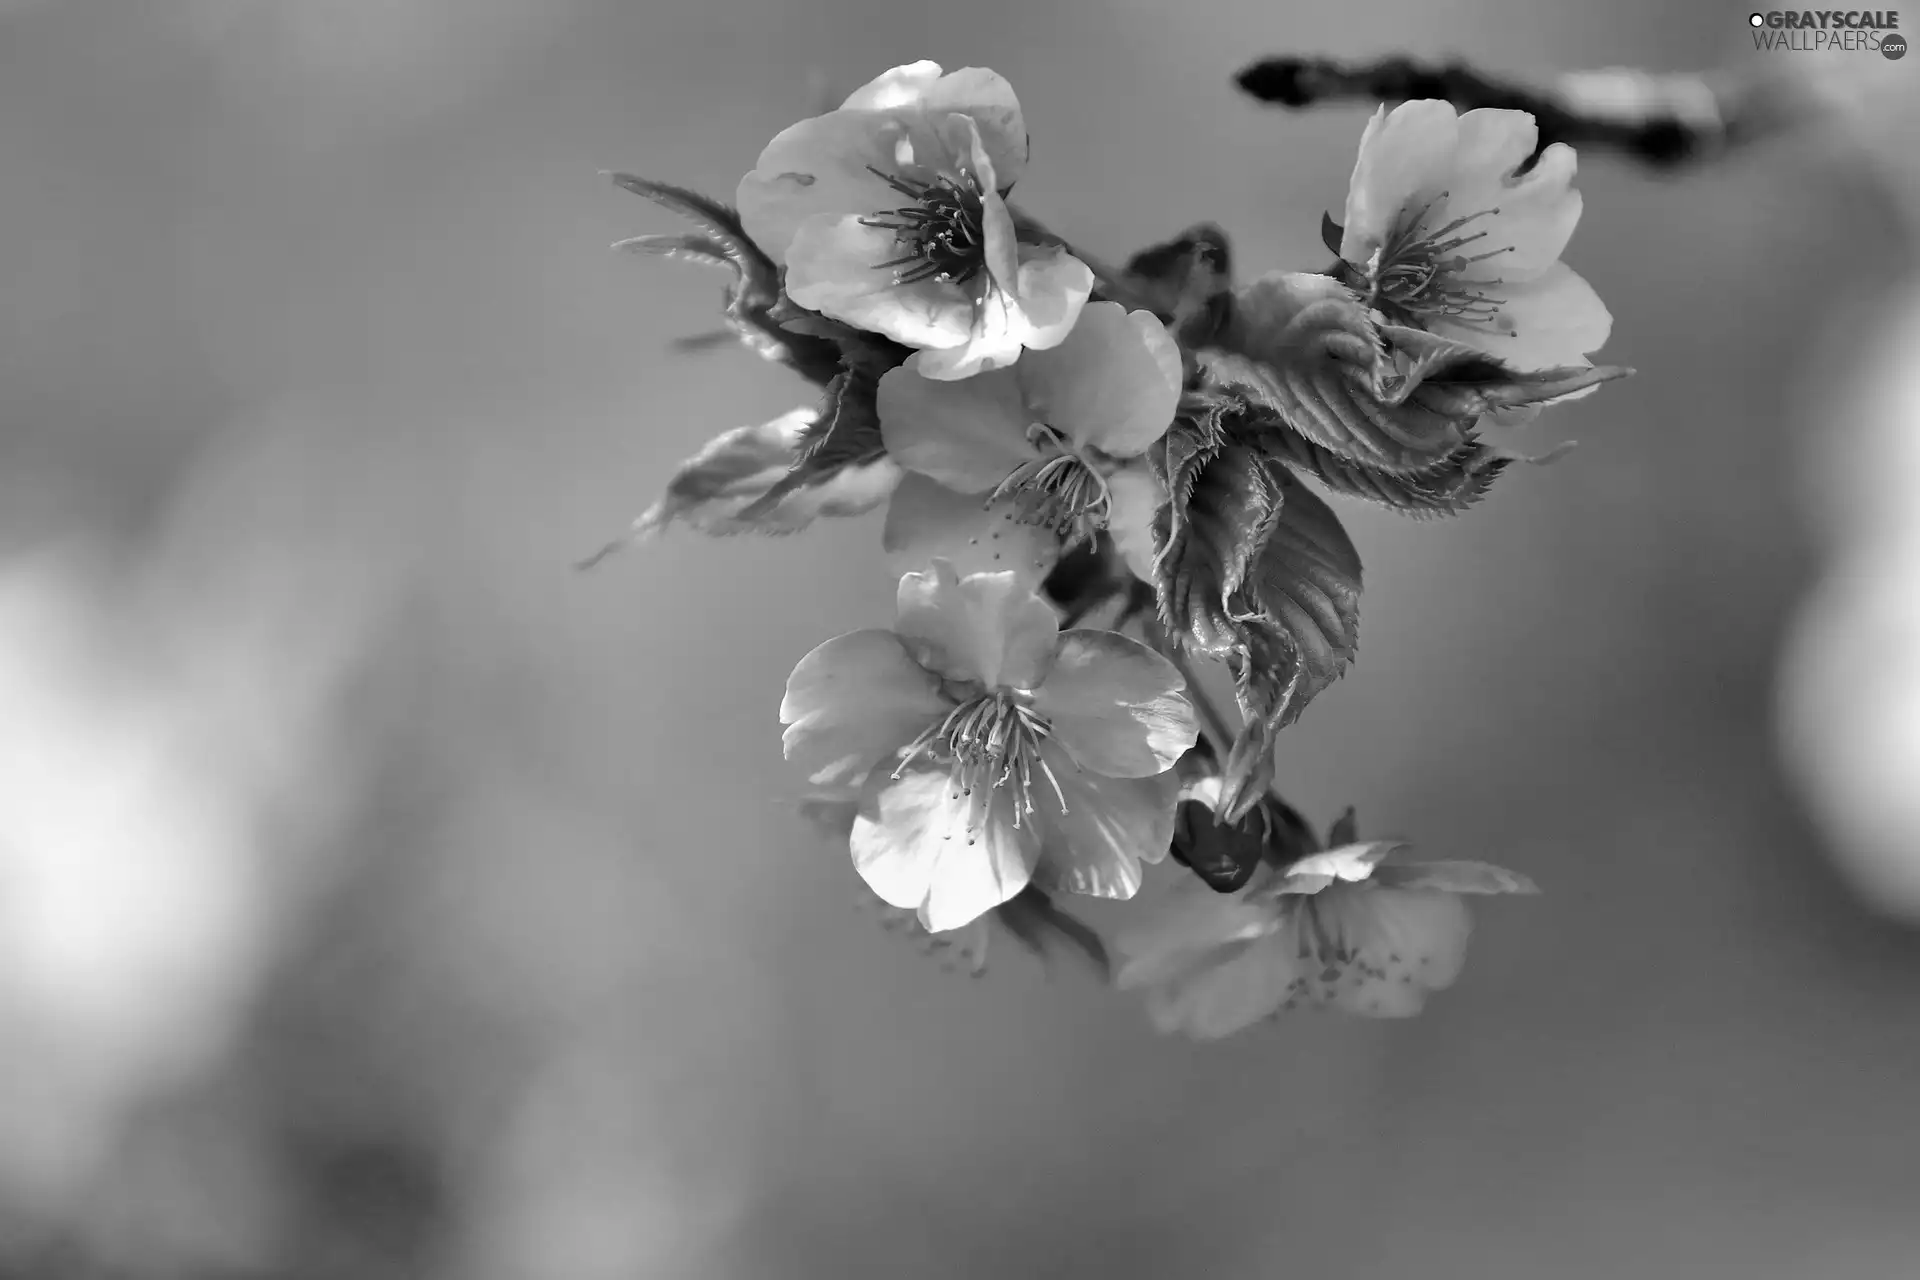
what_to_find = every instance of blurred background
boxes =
[2,1,1918,1277]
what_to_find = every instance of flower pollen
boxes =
[988,422,1113,549]
[860,166,988,286]
[894,690,1067,831]
[1367,191,1517,336]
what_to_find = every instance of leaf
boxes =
[1324,806,1358,849]
[608,173,843,386]
[736,365,890,522]
[1153,440,1285,657]
[1376,324,1630,414]
[1319,211,1345,258]
[1121,222,1236,346]
[1217,471,1363,821]
[575,406,898,565]
[1261,426,1512,518]
[1209,272,1629,475]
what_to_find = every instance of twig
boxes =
[1234,55,1816,170]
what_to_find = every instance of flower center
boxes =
[1366,191,1516,335]
[894,691,1066,830]
[1280,893,1363,984]
[860,166,988,287]
[987,422,1112,549]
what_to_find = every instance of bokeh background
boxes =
[3,1,1919,1277]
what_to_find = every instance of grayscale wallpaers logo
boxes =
[1747,10,1906,56]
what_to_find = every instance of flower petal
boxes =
[1114,878,1277,988]
[1029,754,1179,901]
[1437,261,1612,369]
[1371,859,1540,895]
[1106,464,1165,583]
[1340,100,1461,263]
[1142,935,1302,1040]
[784,216,977,350]
[1450,108,1538,184]
[780,630,948,788]
[876,362,1037,493]
[1019,302,1183,457]
[1031,630,1195,778]
[838,60,948,109]
[851,764,1037,932]
[1273,841,1402,894]
[1453,141,1583,281]
[971,135,1018,292]
[1313,886,1475,1018]
[736,111,913,266]
[1010,242,1096,352]
[911,237,1093,381]
[894,562,1060,690]
[838,62,1027,189]
[882,471,1061,583]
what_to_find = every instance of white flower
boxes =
[1339,100,1611,372]
[1117,802,1537,1039]
[737,61,1093,380]
[876,302,1183,551]
[779,564,1198,931]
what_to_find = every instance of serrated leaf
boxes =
[575,407,898,565]
[1261,426,1512,517]
[1375,324,1630,413]
[1153,441,1284,656]
[608,173,843,385]
[737,366,889,522]
[1210,272,1630,476]
[1217,472,1363,822]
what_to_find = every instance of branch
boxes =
[1234,55,1824,170]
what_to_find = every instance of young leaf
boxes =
[576,406,899,566]
[1324,805,1358,849]
[1209,272,1629,475]
[1217,472,1363,821]
[1319,211,1345,258]
[608,174,843,385]
[1153,441,1285,657]
[1261,427,1512,518]
[738,365,889,522]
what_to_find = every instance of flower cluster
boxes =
[594,62,1629,1037]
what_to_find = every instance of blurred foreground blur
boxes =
[3,3,1920,1278]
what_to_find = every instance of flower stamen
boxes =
[1366,191,1518,335]
[859,165,988,286]
[987,422,1113,548]
[893,692,1065,830]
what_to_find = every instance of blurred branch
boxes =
[1234,56,1831,170]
